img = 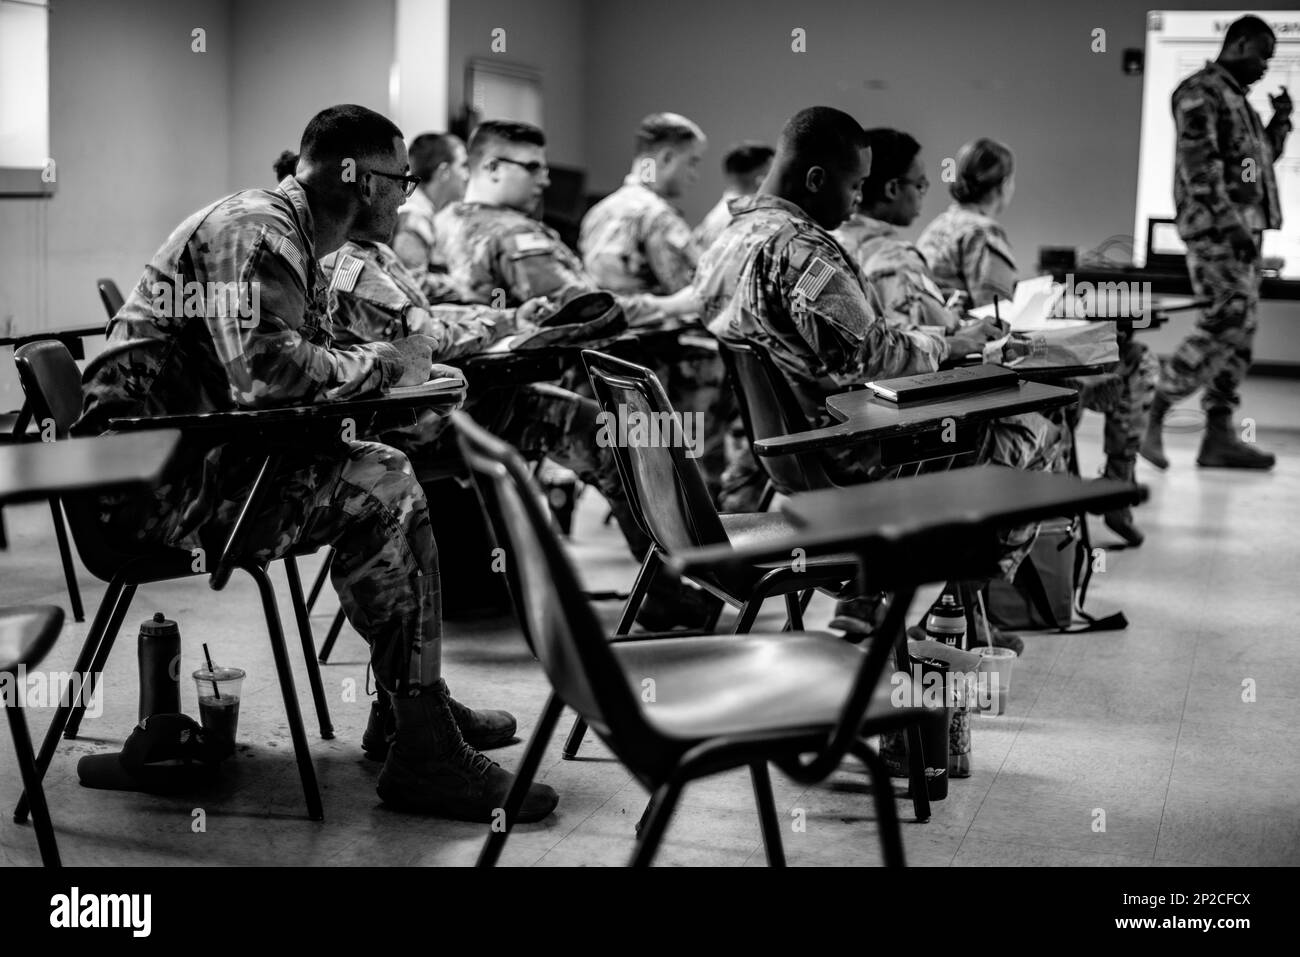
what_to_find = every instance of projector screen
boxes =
[1133,10,1300,276]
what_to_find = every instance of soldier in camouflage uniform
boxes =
[849,129,1154,544]
[1142,15,1291,471]
[709,109,1063,604]
[578,113,733,502]
[74,105,556,824]
[694,142,775,254]
[320,237,651,557]
[433,120,715,629]
[391,132,467,305]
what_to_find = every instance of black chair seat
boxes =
[718,512,859,569]
[612,631,915,741]
[0,605,64,675]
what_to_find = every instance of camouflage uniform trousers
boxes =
[1066,330,1159,462]
[1159,235,1262,414]
[98,439,442,695]
[389,384,652,558]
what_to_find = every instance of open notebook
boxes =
[383,376,465,398]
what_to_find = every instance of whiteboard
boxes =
[1133,10,1300,276]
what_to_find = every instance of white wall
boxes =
[0,0,233,412]
[582,0,1300,362]
[448,0,587,167]
[227,0,397,190]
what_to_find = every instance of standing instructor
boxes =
[1143,14,1291,470]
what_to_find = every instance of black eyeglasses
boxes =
[492,156,549,178]
[368,169,422,198]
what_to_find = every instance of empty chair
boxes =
[96,279,125,321]
[453,409,935,867]
[1,604,65,866]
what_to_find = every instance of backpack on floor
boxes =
[985,517,1127,633]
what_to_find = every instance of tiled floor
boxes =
[2,377,1298,867]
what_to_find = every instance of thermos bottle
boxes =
[138,612,181,720]
[925,586,967,647]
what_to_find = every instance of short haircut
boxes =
[467,120,546,169]
[950,137,1015,204]
[408,133,464,181]
[1224,14,1274,47]
[776,106,868,174]
[299,104,403,165]
[859,129,922,204]
[634,112,706,155]
[722,142,775,177]
[273,150,299,181]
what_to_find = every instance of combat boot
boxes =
[376,679,558,822]
[1197,411,1275,470]
[1101,456,1144,547]
[363,685,517,761]
[1139,393,1171,470]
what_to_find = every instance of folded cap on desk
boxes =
[513,291,627,349]
[78,713,231,794]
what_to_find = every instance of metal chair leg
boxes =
[48,497,84,623]
[14,577,129,824]
[7,701,61,866]
[757,482,776,512]
[317,609,347,664]
[305,548,335,612]
[283,557,334,740]
[784,591,804,631]
[894,624,931,823]
[477,691,564,867]
[562,550,659,760]
[853,738,906,868]
[750,762,786,866]
[247,564,323,821]
[64,582,136,740]
[630,777,684,867]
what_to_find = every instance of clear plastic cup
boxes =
[193,666,244,746]
[973,647,1016,715]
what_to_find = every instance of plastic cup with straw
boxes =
[194,644,244,747]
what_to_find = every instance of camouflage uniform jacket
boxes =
[579,175,700,294]
[75,177,404,548]
[705,194,948,423]
[391,188,462,303]
[916,204,1017,308]
[321,239,515,359]
[693,190,742,253]
[834,212,961,330]
[1172,60,1287,240]
[433,200,663,323]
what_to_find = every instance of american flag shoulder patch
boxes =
[793,256,835,303]
[275,234,307,286]
[330,254,364,293]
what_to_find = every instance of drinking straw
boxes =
[974,590,995,651]
[202,643,221,700]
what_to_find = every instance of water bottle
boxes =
[138,612,181,720]
[925,586,966,648]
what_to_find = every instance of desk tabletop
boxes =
[786,465,1144,543]
[107,390,463,433]
[0,323,107,349]
[0,430,181,506]
[1044,264,1300,302]
[670,466,1145,585]
[753,380,1078,457]
[827,380,1076,432]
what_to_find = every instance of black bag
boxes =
[985,517,1127,633]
